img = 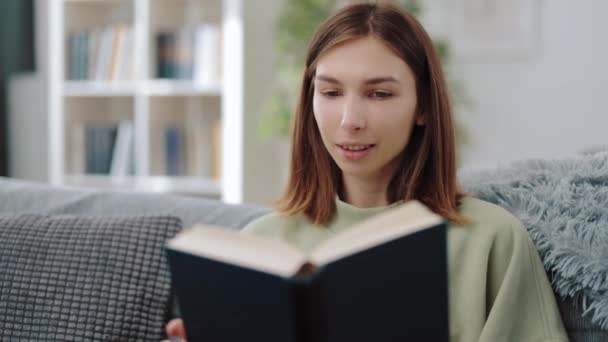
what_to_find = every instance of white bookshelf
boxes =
[9,0,244,202]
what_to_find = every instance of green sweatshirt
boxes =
[242,197,569,342]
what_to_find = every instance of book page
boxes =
[310,201,444,265]
[167,225,308,277]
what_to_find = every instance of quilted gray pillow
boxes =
[0,214,182,341]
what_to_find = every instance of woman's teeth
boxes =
[342,145,372,151]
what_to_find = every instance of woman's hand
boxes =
[162,318,187,342]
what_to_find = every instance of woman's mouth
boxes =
[336,144,376,161]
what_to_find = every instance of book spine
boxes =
[157,32,176,78]
[116,27,133,80]
[289,272,329,342]
[84,125,119,174]
[110,120,133,177]
[81,31,89,80]
[193,24,220,86]
[99,28,113,80]
[109,24,124,80]
[85,126,95,173]
[106,126,118,174]
[165,126,184,176]
[67,32,74,80]
[176,27,194,79]
[88,29,99,80]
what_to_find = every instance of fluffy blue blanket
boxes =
[461,150,608,329]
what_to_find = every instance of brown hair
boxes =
[276,2,467,225]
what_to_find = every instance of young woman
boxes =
[166,3,568,341]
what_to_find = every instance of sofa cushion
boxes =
[0,213,182,341]
[559,296,608,342]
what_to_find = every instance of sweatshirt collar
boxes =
[335,196,403,220]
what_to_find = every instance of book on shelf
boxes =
[85,124,118,174]
[156,32,178,79]
[93,27,112,80]
[76,121,134,176]
[88,28,100,80]
[157,29,195,79]
[156,23,221,84]
[67,23,133,81]
[165,126,186,176]
[67,31,88,80]
[175,28,195,79]
[116,27,134,80]
[193,23,221,86]
[165,201,449,342]
[109,24,130,80]
[110,120,134,177]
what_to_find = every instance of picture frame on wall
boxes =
[448,0,541,61]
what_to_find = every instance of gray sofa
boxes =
[0,177,270,341]
[0,150,606,341]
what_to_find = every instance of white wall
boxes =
[446,0,608,170]
[241,0,288,205]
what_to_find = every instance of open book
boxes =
[165,200,449,342]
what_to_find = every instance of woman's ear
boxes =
[416,114,426,126]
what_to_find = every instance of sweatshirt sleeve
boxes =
[479,220,569,342]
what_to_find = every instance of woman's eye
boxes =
[321,90,340,98]
[369,91,393,99]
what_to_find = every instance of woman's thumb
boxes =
[166,318,187,340]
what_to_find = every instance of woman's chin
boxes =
[337,164,378,179]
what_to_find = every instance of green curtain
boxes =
[0,0,35,176]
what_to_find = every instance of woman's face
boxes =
[313,36,422,183]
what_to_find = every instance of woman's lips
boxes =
[336,144,375,161]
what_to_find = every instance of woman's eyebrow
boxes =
[315,75,341,84]
[364,76,399,85]
[315,74,399,85]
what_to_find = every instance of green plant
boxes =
[258,0,469,150]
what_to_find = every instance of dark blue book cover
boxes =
[166,203,449,342]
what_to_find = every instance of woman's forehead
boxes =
[315,37,415,85]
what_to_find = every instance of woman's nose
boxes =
[340,96,366,131]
